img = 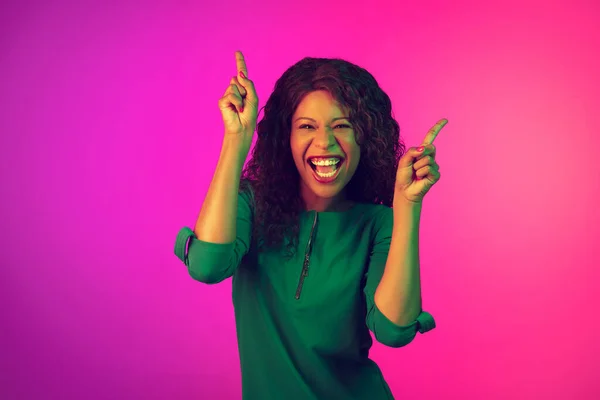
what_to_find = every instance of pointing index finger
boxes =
[235,50,248,78]
[422,118,448,145]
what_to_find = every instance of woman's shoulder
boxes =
[236,179,257,216]
[357,201,392,215]
[352,201,392,229]
[239,178,256,198]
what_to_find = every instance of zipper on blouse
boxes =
[295,211,318,300]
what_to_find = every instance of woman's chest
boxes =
[256,227,372,311]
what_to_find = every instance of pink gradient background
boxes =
[1,0,599,398]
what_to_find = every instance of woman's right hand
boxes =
[218,51,259,147]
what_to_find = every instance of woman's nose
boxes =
[313,127,336,147]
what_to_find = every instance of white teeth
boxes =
[310,157,341,166]
[315,169,339,178]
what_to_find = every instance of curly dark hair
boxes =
[240,56,405,258]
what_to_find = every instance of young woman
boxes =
[174,51,447,400]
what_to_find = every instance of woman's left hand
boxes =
[395,119,448,204]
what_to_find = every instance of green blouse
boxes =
[174,188,435,399]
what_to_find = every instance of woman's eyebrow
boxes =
[294,117,349,123]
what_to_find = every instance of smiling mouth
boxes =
[307,157,344,182]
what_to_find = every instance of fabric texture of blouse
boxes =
[174,188,436,400]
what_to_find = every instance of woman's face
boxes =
[290,90,360,211]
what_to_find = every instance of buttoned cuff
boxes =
[174,227,195,264]
[416,311,436,333]
[371,306,436,348]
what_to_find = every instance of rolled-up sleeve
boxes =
[173,188,254,284]
[363,206,436,348]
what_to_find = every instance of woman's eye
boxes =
[299,124,351,129]
[299,124,350,129]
